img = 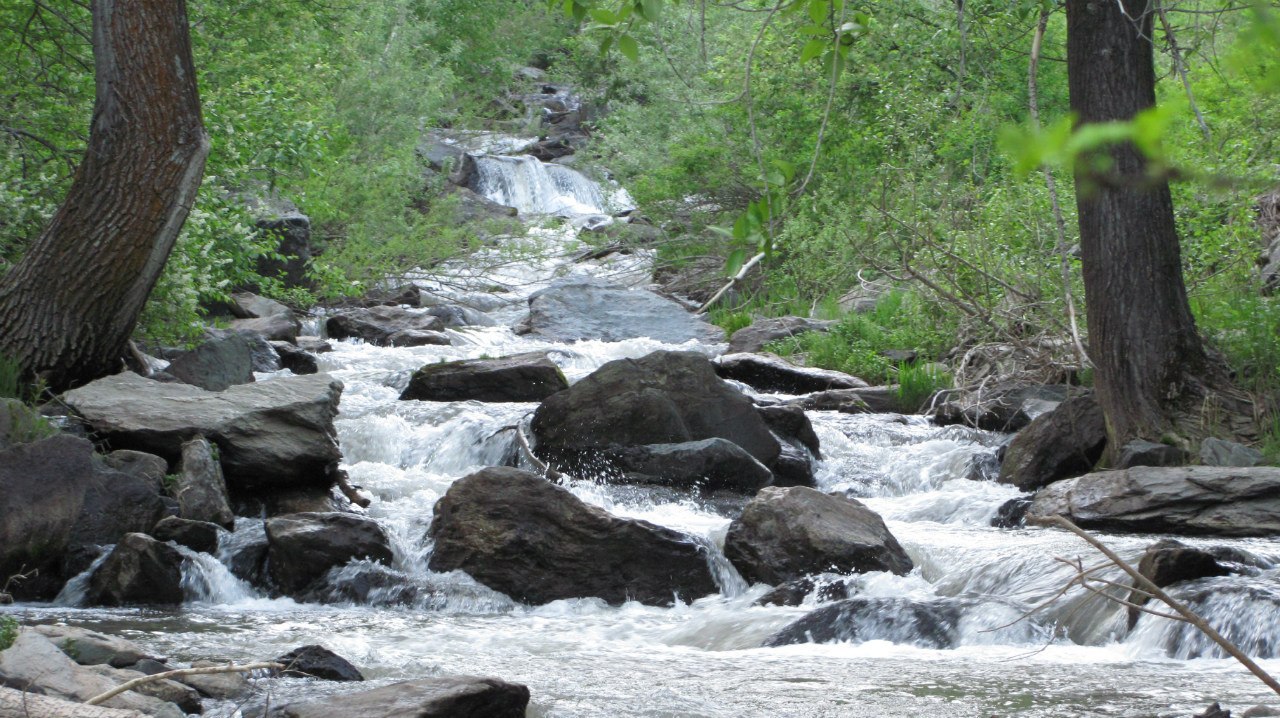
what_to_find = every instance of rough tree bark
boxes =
[0,0,209,392]
[1065,0,1249,462]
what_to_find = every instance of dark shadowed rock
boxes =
[1126,539,1235,627]
[1116,439,1187,469]
[165,334,255,391]
[252,208,313,289]
[424,304,497,328]
[724,486,913,585]
[326,306,447,346]
[63,372,344,494]
[786,386,920,415]
[274,645,364,681]
[764,597,961,648]
[601,438,774,493]
[88,533,185,606]
[991,497,1032,528]
[271,341,319,375]
[265,512,393,595]
[270,675,529,718]
[518,277,724,344]
[727,316,835,354]
[1026,466,1280,536]
[173,436,235,529]
[152,516,222,554]
[400,352,568,402]
[932,382,1072,431]
[757,404,821,457]
[428,467,717,606]
[755,576,851,607]
[997,395,1106,491]
[715,353,868,394]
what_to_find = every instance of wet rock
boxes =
[755,576,851,607]
[724,486,913,585]
[325,306,447,346]
[1200,437,1263,468]
[786,386,917,415]
[532,350,783,474]
[228,312,302,343]
[1243,706,1280,718]
[85,664,203,714]
[601,438,774,493]
[31,625,161,668]
[164,333,255,391]
[1026,466,1280,536]
[758,404,821,457]
[269,675,529,718]
[932,382,1071,432]
[1116,439,1187,469]
[1126,539,1234,627]
[991,497,1032,528]
[68,449,170,571]
[87,533,185,606]
[997,395,1106,491]
[965,450,1001,482]
[726,317,835,354]
[299,562,419,606]
[400,352,568,402]
[424,304,497,328]
[1194,703,1231,718]
[274,645,364,681]
[518,277,723,344]
[265,512,393,595]
[63,372,344,495]
[764,597,961,649]
[715,353,868,394]
[428,467,717,606]
[151,516,222,554]
[271,341,319,375]
[173,436,235,529]
[179,660,251,700]
[296,337,332,354]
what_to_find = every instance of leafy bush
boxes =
[0,615,16,651]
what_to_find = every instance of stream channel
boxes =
[9,122,1280,718]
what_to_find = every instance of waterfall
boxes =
[471,154,633,217]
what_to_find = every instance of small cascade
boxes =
[471,154,632,217]
[52,548,110,606]
[179,545,258,604]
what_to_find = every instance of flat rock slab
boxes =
[727,316,834,354]
[63,372,343,493]
[31,625,160,668]
[271,675,530,718]
[517,277,724,344]
[400,352,568,402]
[1026,466,1280,536]
[714,353,867,395]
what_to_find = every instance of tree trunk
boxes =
[1065,0,1229,461]
[0,0,209,392]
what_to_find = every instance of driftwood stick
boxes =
[85,662,283,706]
[697,251,765,315]
[516,417,564,482]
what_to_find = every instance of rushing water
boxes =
[7,149,1280,718]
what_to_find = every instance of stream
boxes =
[8,128,1280,718]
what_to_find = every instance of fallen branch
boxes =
[697,252,765,315]
[85,662,283,706]
[515,416,565,482]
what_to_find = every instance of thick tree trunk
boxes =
[1065,0,1226,461]
[0,0,209,392]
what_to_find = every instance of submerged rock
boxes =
[1026,466,1280,536]
[714,353,867,394]
[764,597,962,648]
[268,675,529,718]
[997,394,1106,491]
[755,575,852,607]
[87,533,185,607]
[428,467,717,606]
[265,512,394,595]
[724,486,913,585]
[600,438,774,493]
[400,352,568,402]
[517,277,724,344]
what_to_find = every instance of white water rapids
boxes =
[9,151,1280,717]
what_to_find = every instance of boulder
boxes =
[0,631,179,715]
[164,334,255,391]
[265,512,393,595]
[786,386,918,415]
[600,438,774,493]
[253,210,313,290]
[269,675,529,718]
[296,337,332,354]
[229,312,301,343]
[724,486,913,585]
[326,306,448,346]
[63,372,344,494]
[932,382,1072,432]
[270,341,319,375]
[532,351,782,473]
[1026,466,1280,536]
[400,352,568,403]
[1200,437,1264,467]
[755,576,851,607]
[68,450,170,572]
[726,316,835,354]
[231,291,294,319]
[173,436,235,529]
[0,686,151,717]
[997,394,1106,491]
[714,353,867,394]
[151,516,222,554]
[178,660,251,700]
[84,664,203,715]
[517,277,724,344]
[763,597,961,649]
[757,403,821,457]
[87,533,185,606]
[428,467,717,606]
[424,304,496,328]
[1126,539,1235,627]
[274,645,364,682]
[991,497,1032,528]
[31,625,161,668]
[1116,439,1187,469]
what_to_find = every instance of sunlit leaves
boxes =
[1000,106,1173,177]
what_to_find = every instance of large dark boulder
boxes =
[724,486,913,585]
[66,449,171,575]
[763,597,961,648]
[997,394,1106,491]
[1026,466,1280,536]
[270,341,319,375]
[428,467,717,606]
[87,533,185,606]
[400,352,568,402]
[326,306,449,347]
[229,312,302,343]
[253,211,314,290]
[517,277,724,344]
[151,516,222,554]
[727,316,835,354]
[274,645,364,682]
[270,675,529,718]
[714,353,867,395]
[172,436,235,529]
[600,438,774,493]
[932,382,1072,432]
[532,351,782,472]
[265,512,393,595]
[165,333,256,391]
[1126,539,1239,627]
[63,372,344,495]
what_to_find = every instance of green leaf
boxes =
[598,35,614,56]
[724,248,748,277]
[800,38,828,63]
[640,0,662,22]
[590,8,619,24]
[617,33,639,61]
[808,0,827,24]
[798,24,830,36]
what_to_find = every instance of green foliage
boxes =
[0,616,16,651]
[896,363,952,412]
[708,309,754,338]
